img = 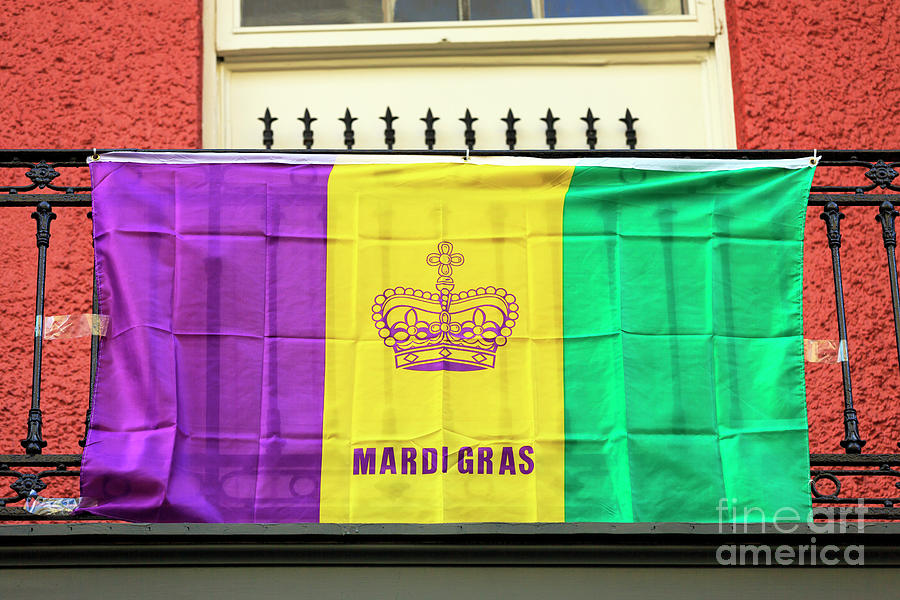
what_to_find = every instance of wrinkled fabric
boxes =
[79,157,815,523]
[82,162,330,522]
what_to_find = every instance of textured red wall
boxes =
[0,0,895,490]
[725,0,900,455]
[0,0,202,459]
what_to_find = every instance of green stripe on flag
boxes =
[563,165,814,523]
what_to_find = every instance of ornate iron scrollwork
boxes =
[24,161,60,188]
[866,160,899,189]
[9,473,47,496]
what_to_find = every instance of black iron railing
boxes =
[0,148,898,521]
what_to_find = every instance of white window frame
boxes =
[202,0,735,148]
[216,0,715,56]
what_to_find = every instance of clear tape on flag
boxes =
[42,314,109,340]
[804,339,848,363]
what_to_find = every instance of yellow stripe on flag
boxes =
[320,163,572,523]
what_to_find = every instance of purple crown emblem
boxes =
[372,242,518,371]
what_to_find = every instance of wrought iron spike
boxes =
[541,108,560,150]
[841,411,866,454]
[459,109,477,151]
[258,108,277,150]
[340,108,357,150]
[298,109,317,150]
[866,160,899,189]
[820,201,865,454]
[32,201,56,249]
[820,201,845,248]
[421,108,439,150]
[619,108,638,150]
[380,107,399,150]
[21,409,47,455]
[581,108,599,150]
[502,109,520,150]
[877,201,899,248]
[25,161,60,189]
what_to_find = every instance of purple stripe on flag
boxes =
[80,162,331,523]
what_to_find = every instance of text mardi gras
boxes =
[353,446,534,475]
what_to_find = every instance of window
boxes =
[207,0,735,150]
[240,0,685,27]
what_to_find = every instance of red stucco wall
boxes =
[725,0,900,456]
[0,0,202,459]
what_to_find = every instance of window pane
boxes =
[241,0,383,27]
[393,0,460,22]
[470,0,533,20]
[544,0,684,18]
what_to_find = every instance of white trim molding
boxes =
[203,0,736,150]
[216,0,717,58]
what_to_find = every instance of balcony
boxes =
[1,149,900,576]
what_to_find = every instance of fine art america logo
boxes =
[372,242,518,371]
[715,498,866,566]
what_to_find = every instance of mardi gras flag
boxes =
[79,153,815,523]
